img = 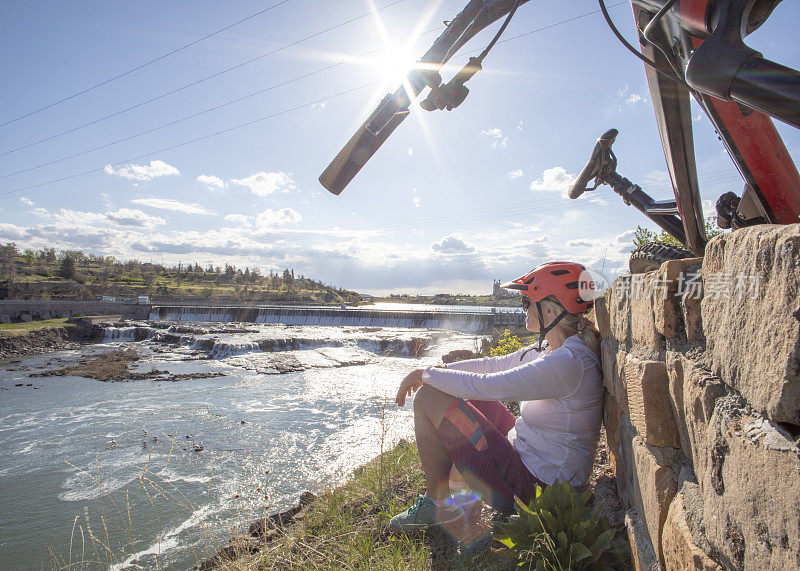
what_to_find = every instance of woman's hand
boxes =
[396,369,424,407]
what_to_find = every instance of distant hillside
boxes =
[0,243,362,305]
[375,292,520,307]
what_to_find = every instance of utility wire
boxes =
[0,0,408,157]
[0,25,447,180]
[0,0,294,128]
[0,2,644,196]
[0,82,379,197]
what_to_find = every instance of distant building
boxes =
[492,279,517,299]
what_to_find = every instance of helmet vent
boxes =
[565,281,579,290]
[550,269,570,276]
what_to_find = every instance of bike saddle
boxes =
[568,128,619,199]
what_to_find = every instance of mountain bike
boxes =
[319,0,800,267]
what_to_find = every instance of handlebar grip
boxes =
[567,128,619,199]
[568,160,598,199]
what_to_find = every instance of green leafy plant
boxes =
[493,480,630,570]
[490,329,525,357]
[633,216,723,250]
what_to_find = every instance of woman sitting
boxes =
[391,261,603,531]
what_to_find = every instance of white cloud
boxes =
[104,160,180,181]
[412,197,420,208]
[254,208,301,229]
[408,147,414,156]
[131,198,212,215]
[616,229,636,243]
[223,214,250,225]
[19,197,34,206]
[432,234,475,254]
[507,169,524,179]
[0,223,26,240]
[529,167,575,198]
[481,128,508,148]
[517,120,524,131]
[566,239,595,248]
[231,171,295,196]
[105,208,165,229]
[197,174,226,190]
[626,93,646,105]
[617,85,630,98]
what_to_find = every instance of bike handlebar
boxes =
[568,128,618,199]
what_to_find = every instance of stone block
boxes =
[662,487,721,570]
[603,390,623,477]
[625,509,660,571]
[666,353,728,463]
[629,272,665,351]
[594,291,612,339]
[20,314,32,322]
[626,353,680,448]
[680,269,704,344]
[696,393,800,569]
[601,338,628,411]
[617,416,680,564]
[649,258,702,340]
[608,276,632,346]
[702,225,800,424]
[0,315,10,323]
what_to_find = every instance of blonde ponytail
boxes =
[539,297,601,358]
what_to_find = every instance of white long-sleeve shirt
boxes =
[421,335,603,487]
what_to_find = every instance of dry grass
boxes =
[0,317,69,336]
[210,440,518,570]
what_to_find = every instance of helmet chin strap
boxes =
[535,301,568,351]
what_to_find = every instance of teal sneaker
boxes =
[389,495,462,532]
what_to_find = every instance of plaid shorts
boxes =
[437,399,541,511]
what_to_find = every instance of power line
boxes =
[0,2,655,196]
[0,0,408,158]
[0,25,447,181]
[0,0,294,128]
[0,82,379,197]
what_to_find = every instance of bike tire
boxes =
[629,242,694,274]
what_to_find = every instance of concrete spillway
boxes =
[150,305,524,333]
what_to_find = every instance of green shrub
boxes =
[490,329,526,357]
[493,480,629,570]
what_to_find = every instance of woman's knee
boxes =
[414,385,456,426]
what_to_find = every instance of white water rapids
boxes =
[0,320,486,569]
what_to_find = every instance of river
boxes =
[0,318,486,569]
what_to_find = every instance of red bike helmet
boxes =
[501,261,593,314]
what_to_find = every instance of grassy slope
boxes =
[0,318,69,336]
[227,440,516,570]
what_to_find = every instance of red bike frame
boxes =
[319,0,800,257]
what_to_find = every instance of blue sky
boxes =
[1,0,798,295]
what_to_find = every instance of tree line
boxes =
[0,243,361,304]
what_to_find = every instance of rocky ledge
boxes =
[29,347,226,382]
[0,318,100,360]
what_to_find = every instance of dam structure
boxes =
[150,305,524,333]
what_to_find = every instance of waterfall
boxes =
[150,306,522,333]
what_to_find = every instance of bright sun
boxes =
[378,47,417,84]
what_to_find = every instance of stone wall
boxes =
[0,300,151,322]
[597,225,800,570]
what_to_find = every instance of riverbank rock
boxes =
[29,347,227,382]
[0,322,99,359]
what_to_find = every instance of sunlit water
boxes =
[0,322,483,569]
